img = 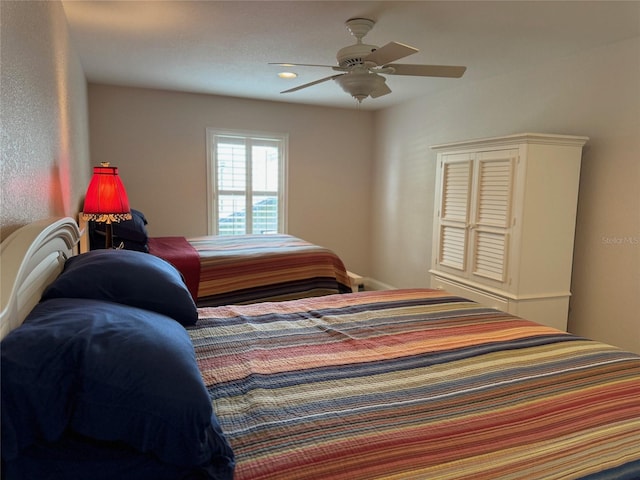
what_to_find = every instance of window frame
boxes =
[206,128,288,235]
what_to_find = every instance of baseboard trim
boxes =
[363,277,396,291]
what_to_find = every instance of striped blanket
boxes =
[189,289,640,480]
[187,234,352,307]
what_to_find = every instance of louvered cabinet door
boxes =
[435,154,473,273]
[430,133,588,331]
[468,150,516,286]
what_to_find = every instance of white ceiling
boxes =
[62,1,640,111]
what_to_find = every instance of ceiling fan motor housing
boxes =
[337,43,380,68]
[339,18,379,68]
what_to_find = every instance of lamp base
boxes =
[104,222,113,249]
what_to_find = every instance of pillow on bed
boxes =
[1,298,234,476]
[41,249,198,326]
[90,208,149,252]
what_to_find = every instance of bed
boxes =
[82,210,353,306]
[3,217,640,480]
[1,217,234,479]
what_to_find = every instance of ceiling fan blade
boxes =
[270,62,336,69]
[364,41,418,66]
[386,64,467,78]
[281,74,344,94]
[370,82,392,98]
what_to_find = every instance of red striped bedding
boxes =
[186,234,352,306]
[147,236,201,301]
[188,289,640,480]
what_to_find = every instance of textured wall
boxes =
[0,0,90,240]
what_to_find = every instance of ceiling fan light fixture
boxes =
[334,72,386,103]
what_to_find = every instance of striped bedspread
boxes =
[187,234,352,307]
[189,289,640,480]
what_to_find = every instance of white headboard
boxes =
[0,217,81,339]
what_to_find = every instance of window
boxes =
[207,129,287,235]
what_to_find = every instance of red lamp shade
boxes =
[82,163,132,248]
[83,163,132,221]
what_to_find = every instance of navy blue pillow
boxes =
[41,249,198,326]
[90,208,149,252]
[1,298,234,475]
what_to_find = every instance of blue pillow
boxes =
[41,249,198,326]
[1,298,234,475]
[90,209,150,252]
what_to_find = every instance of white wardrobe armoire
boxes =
[429,133,588,331]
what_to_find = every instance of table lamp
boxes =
[82,163,132,249]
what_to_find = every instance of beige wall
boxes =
[371,37,640,353]
[0,0,90,239]
[87,85,373,274]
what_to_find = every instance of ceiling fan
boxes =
[272,18,466,103]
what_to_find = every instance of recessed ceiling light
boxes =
[278,72,298,79]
